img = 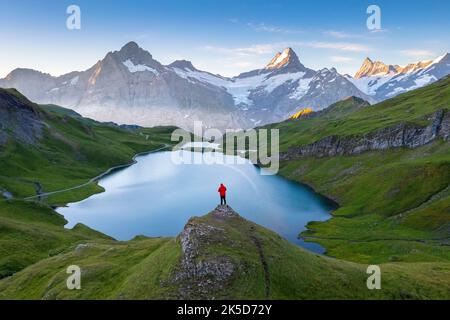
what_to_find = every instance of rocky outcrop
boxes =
[354,57,401,79]
[0,187,12,200]
[0,88,45,147]
[170,205,239,299]
[281,109,450,160]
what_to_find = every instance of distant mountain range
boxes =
[1,41,449,130]
[346,54,450,100]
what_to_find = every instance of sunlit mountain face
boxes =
[346,54,450,100]
[1,43,449,131]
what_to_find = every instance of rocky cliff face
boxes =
[0,42,375,130]
[348,54,450,101]
[0,88,45,147]
[281,109,450,160]
[3,42,448,130]
[354,57,400,79]
[0,42,241,132]
[169,205,239,299]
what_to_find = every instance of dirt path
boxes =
[390,184,450,219]
[34,182,44,202]
[22,144,171,201]
[0,177,45,201]
[250,234,270,298]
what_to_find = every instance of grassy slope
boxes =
[1,208,448,299]
[266,77,450,264]
[0,90,177,276]
[271,76,450,150]
[0,200,112,279]
[0,98,176,204]
[281,143,450,263]
[1,86,449,299]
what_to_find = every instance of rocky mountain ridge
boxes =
[354,57,401,79]
[347,53,450,100]
[281,109,450,160]
[0,42,373,130]
[0,88,45,147]
[1,42,449,131]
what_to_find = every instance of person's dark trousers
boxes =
[221,196,226,205]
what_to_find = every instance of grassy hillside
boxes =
[0,89,176,204]
[1,206,449,300]
[270,75,450,150]
[0,200,113,279]
[281,142,450,263]
[262,77,450,264]
[297,96,371,120]
[0,89,177,277]
[1,84,449,299]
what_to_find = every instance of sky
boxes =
[0,0,449,78]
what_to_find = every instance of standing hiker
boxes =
[218,183,227,205]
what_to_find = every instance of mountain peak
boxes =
[168,60,196,70]
[354,53,450,79]
[354,58,398,79]
[266,47,301,70]
[363,57,373,63]
[400,60,433,74]
[3,68,54,83]
[434,53,450,63]
[106,41,164,72]
[120,41,140,52]
[116,41,153,60]
[395,53,449,74]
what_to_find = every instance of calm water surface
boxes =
[58,151,335,253]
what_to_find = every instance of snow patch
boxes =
[226,73,267,105]
[172,67,229,87]
[123,59,159,74]
[70,76,79,86]
[432,53,447,64]
[173,67,317,106]
[407,74,437,91]
[386,87,406,97]
[347,74,394,95]
[289,77,313,100]
[262,72,306,93]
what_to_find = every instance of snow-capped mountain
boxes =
[354,57,401,79]
[347,54,450,100]
[0,42,242,131]
[1,42,448,130]
[168,47,373,126]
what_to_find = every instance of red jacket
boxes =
[218,185,227,197]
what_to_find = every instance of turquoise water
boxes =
[58,151,335,253]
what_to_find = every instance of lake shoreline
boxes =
[57,148,335,254]
[251,161,340,253]
[24,144,171,203]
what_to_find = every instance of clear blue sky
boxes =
[1,0,449,77]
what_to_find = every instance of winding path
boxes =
[250,233,270,298]
[22,144,171,201]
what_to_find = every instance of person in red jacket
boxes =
[218,183,227,205]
